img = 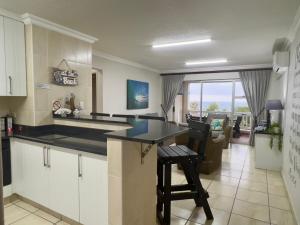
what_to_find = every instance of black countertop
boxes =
[13,124,108,155]
[13,116,188,155]
[53,115,129,124]
[105,119,188,144]
[54,115,189,144]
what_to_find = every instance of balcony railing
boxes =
[188,110,252,130]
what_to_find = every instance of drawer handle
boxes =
[47,147,51,168]
[9,76,12,95]
[43,146,47,167]
[78,154,82,177]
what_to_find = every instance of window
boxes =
[234,81,250,113]
[188,83,201,116]
[186,80,250,117]
[202,82,233,113]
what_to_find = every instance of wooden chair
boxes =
[111,114,135,118]
[90,112,110,117]
[138,115,165,121]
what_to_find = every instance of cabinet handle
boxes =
[78,154,82,177]
[47,147,51,168]
[43,146,47,167]
[8,76,12,95]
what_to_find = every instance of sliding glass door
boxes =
[188,83,202,117]
[202,82,233,116]
[186,80,251,129]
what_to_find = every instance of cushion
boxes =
[210,119,224,131]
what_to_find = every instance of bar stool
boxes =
[157,120,213,225]
[157,145,213,225]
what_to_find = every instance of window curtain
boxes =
[162,75,185,120]
[240,69,271,146]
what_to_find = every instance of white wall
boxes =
[92,55,162,115]
[184,72,240,81]
[281,23,300,225]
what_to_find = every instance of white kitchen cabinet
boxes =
[0,16,6,96]
[10,139,24,195]
[11,139,49,206]
[47,146,80,221]
[79,153,108,225]
[0,16,26,96]
[22,141,49,206]
[10,138,108,224]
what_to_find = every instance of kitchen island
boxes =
[11,115,188,225]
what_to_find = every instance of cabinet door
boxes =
[0,16,6,96]
[79,153,108,225]
[48,146,79,221]
[4,17,27,96]
[10,139,24,195]
[22,141,49,206]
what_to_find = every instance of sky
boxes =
[188,81,248,111]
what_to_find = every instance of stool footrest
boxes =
[170,184,196,192]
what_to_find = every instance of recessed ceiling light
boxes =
[152,38,211,48]
[185,59,228,66]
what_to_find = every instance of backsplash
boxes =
[0,98,10,117]
[10,24,93,126]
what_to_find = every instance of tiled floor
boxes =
[4,199,69,225]
[4,144,297,225]
[168,144,297,225]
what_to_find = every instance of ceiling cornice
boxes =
[21,13,98,44]
[287,5,300,41]
[160,63,272,75]
[0,7,22,21]
[93,50,160,73]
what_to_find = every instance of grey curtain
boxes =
[240,70,271,146]
[162,75,185,120]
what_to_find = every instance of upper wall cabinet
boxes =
[0,16,27,96]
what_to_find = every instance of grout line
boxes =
[12,201,39,214]
[225,146,248,225]
[266,170,272,225]
[8,213,32,225]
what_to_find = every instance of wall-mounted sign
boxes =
[53,59,78,86]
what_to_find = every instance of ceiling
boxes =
[0,0,299,72]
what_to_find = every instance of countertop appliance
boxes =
[1,116,13,137]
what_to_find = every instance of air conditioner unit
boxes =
[273,51,289,74]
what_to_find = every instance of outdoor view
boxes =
[188,81,250,116]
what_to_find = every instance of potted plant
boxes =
[267,122,283,151]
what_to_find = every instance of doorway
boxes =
[91,69,103,113]
[92,73,97,113]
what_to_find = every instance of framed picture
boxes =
[127,80,149,109]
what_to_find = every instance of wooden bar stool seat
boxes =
[157,145,213,225]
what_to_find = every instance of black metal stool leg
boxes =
[163,162,172,225]
[181,160,202,206]
[191,160,214,220]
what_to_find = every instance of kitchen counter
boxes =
[53,114,129,124]
[54,115,189,144]
[105,119,188,144]
[13,124,109,155]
